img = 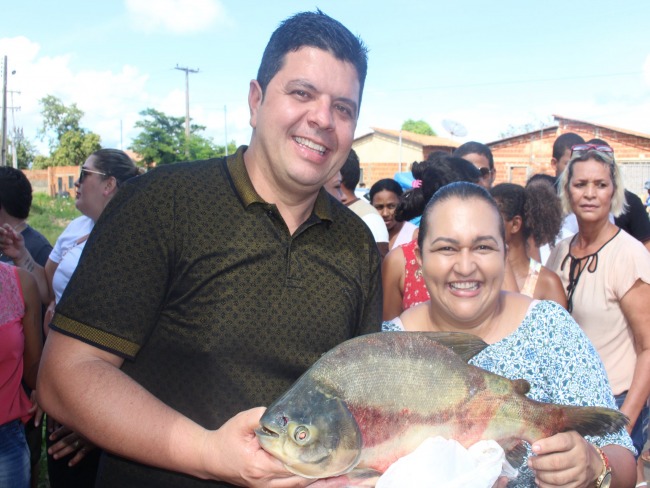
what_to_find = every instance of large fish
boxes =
[255,332,627,480]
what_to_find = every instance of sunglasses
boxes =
[570,144,614,158]
[478,167,493,178]
[79,167,107,183]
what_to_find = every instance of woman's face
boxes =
[416,196,505,328]
[371,189,400,231]
[75,155,108,220]
[568,158,614,225]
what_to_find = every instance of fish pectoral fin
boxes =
[418,331,489,362]
[503,439,528,469]
[326,468,381,487]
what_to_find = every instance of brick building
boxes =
[488,115,650,196]
[352,128,459,187]
[352,116,650,198]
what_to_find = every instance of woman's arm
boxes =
[18,268,43,389]
[0,224,56,303]
[537,267,568,309]
[381,246,406,321]
[618,279,650,431]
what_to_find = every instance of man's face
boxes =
[552,148,572,177]
[324,171,343,202]
[247,47,360,197]
[462,152,494,189]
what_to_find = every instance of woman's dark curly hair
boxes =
[395,155,481,222]
[490,182,562,247]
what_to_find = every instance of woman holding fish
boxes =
[385,182,636,487]
[547,143,650,481]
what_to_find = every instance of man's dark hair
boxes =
[0,166,32,219]
[340,149,360,191]
[585,137,609,146]
[552,133,584,161]
[453,141,494,169]
[256,10,368,108]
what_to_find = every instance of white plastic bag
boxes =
[375,437,517,488]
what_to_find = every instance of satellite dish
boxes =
[442,119,468,138]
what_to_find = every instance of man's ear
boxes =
[248,80,263,129]
[551,157,558,170]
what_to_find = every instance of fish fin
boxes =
[417,331,489,362]
[558,404,629,437]
[504,440,529,469]
[332,468,382,486]
[512,378,530,395]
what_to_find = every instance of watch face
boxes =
[601,472,612,488]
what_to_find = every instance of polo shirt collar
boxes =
[227,146,333,222]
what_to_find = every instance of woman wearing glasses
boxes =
[0,148,141,488]
[547,144,650,473]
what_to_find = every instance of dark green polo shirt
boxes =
[53,146,382,487]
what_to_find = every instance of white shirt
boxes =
[50,215,94,303]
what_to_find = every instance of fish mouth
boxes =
[255,425,280,439]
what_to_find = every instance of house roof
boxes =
[365,127,460,148]
[552,114,650,140]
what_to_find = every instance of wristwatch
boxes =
[593,445,612,488]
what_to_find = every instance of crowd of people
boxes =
[0,9,648,488]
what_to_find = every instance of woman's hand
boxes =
[0,223,27,262]
[48,424,96,467]
[527,431,602,487]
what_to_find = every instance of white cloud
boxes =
[125,0,228,34]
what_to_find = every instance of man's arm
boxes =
[37,331,313,487]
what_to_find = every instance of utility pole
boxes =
[8,90,20,168]
[175,64,199,159]
[1,56,8,166]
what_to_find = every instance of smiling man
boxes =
[37,11,381,488]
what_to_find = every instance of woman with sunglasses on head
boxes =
[0,148,142,488]
[547,143,650,476]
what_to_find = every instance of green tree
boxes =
[50,131,102,167]
[35,94,102,167]
[38,95,84,151]
[401,119,436,136]
[9,135,37,169]
[130,108,229,166]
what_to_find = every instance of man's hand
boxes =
[201,407,314,488]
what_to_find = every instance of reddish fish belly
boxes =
[347,395,507,473]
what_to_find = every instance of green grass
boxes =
[29,193,81,245]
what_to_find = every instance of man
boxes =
[551,132,585,180]
[452,141,496,189]
[37,11,381,488]
[339,149,389,257]
[323,170,343,202]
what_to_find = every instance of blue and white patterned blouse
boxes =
[383,300,634,486]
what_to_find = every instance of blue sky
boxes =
[2,0,650,155]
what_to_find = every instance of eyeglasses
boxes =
[570,144,614,159]
[79,167,107,183]
[478,167,493,178]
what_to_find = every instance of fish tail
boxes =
[558,405,629,437]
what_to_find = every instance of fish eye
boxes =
[293,425,311,445]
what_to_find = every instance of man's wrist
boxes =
[592,445,611,488]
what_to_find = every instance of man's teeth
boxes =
[295,137,326,155]
[450,282,479,290]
